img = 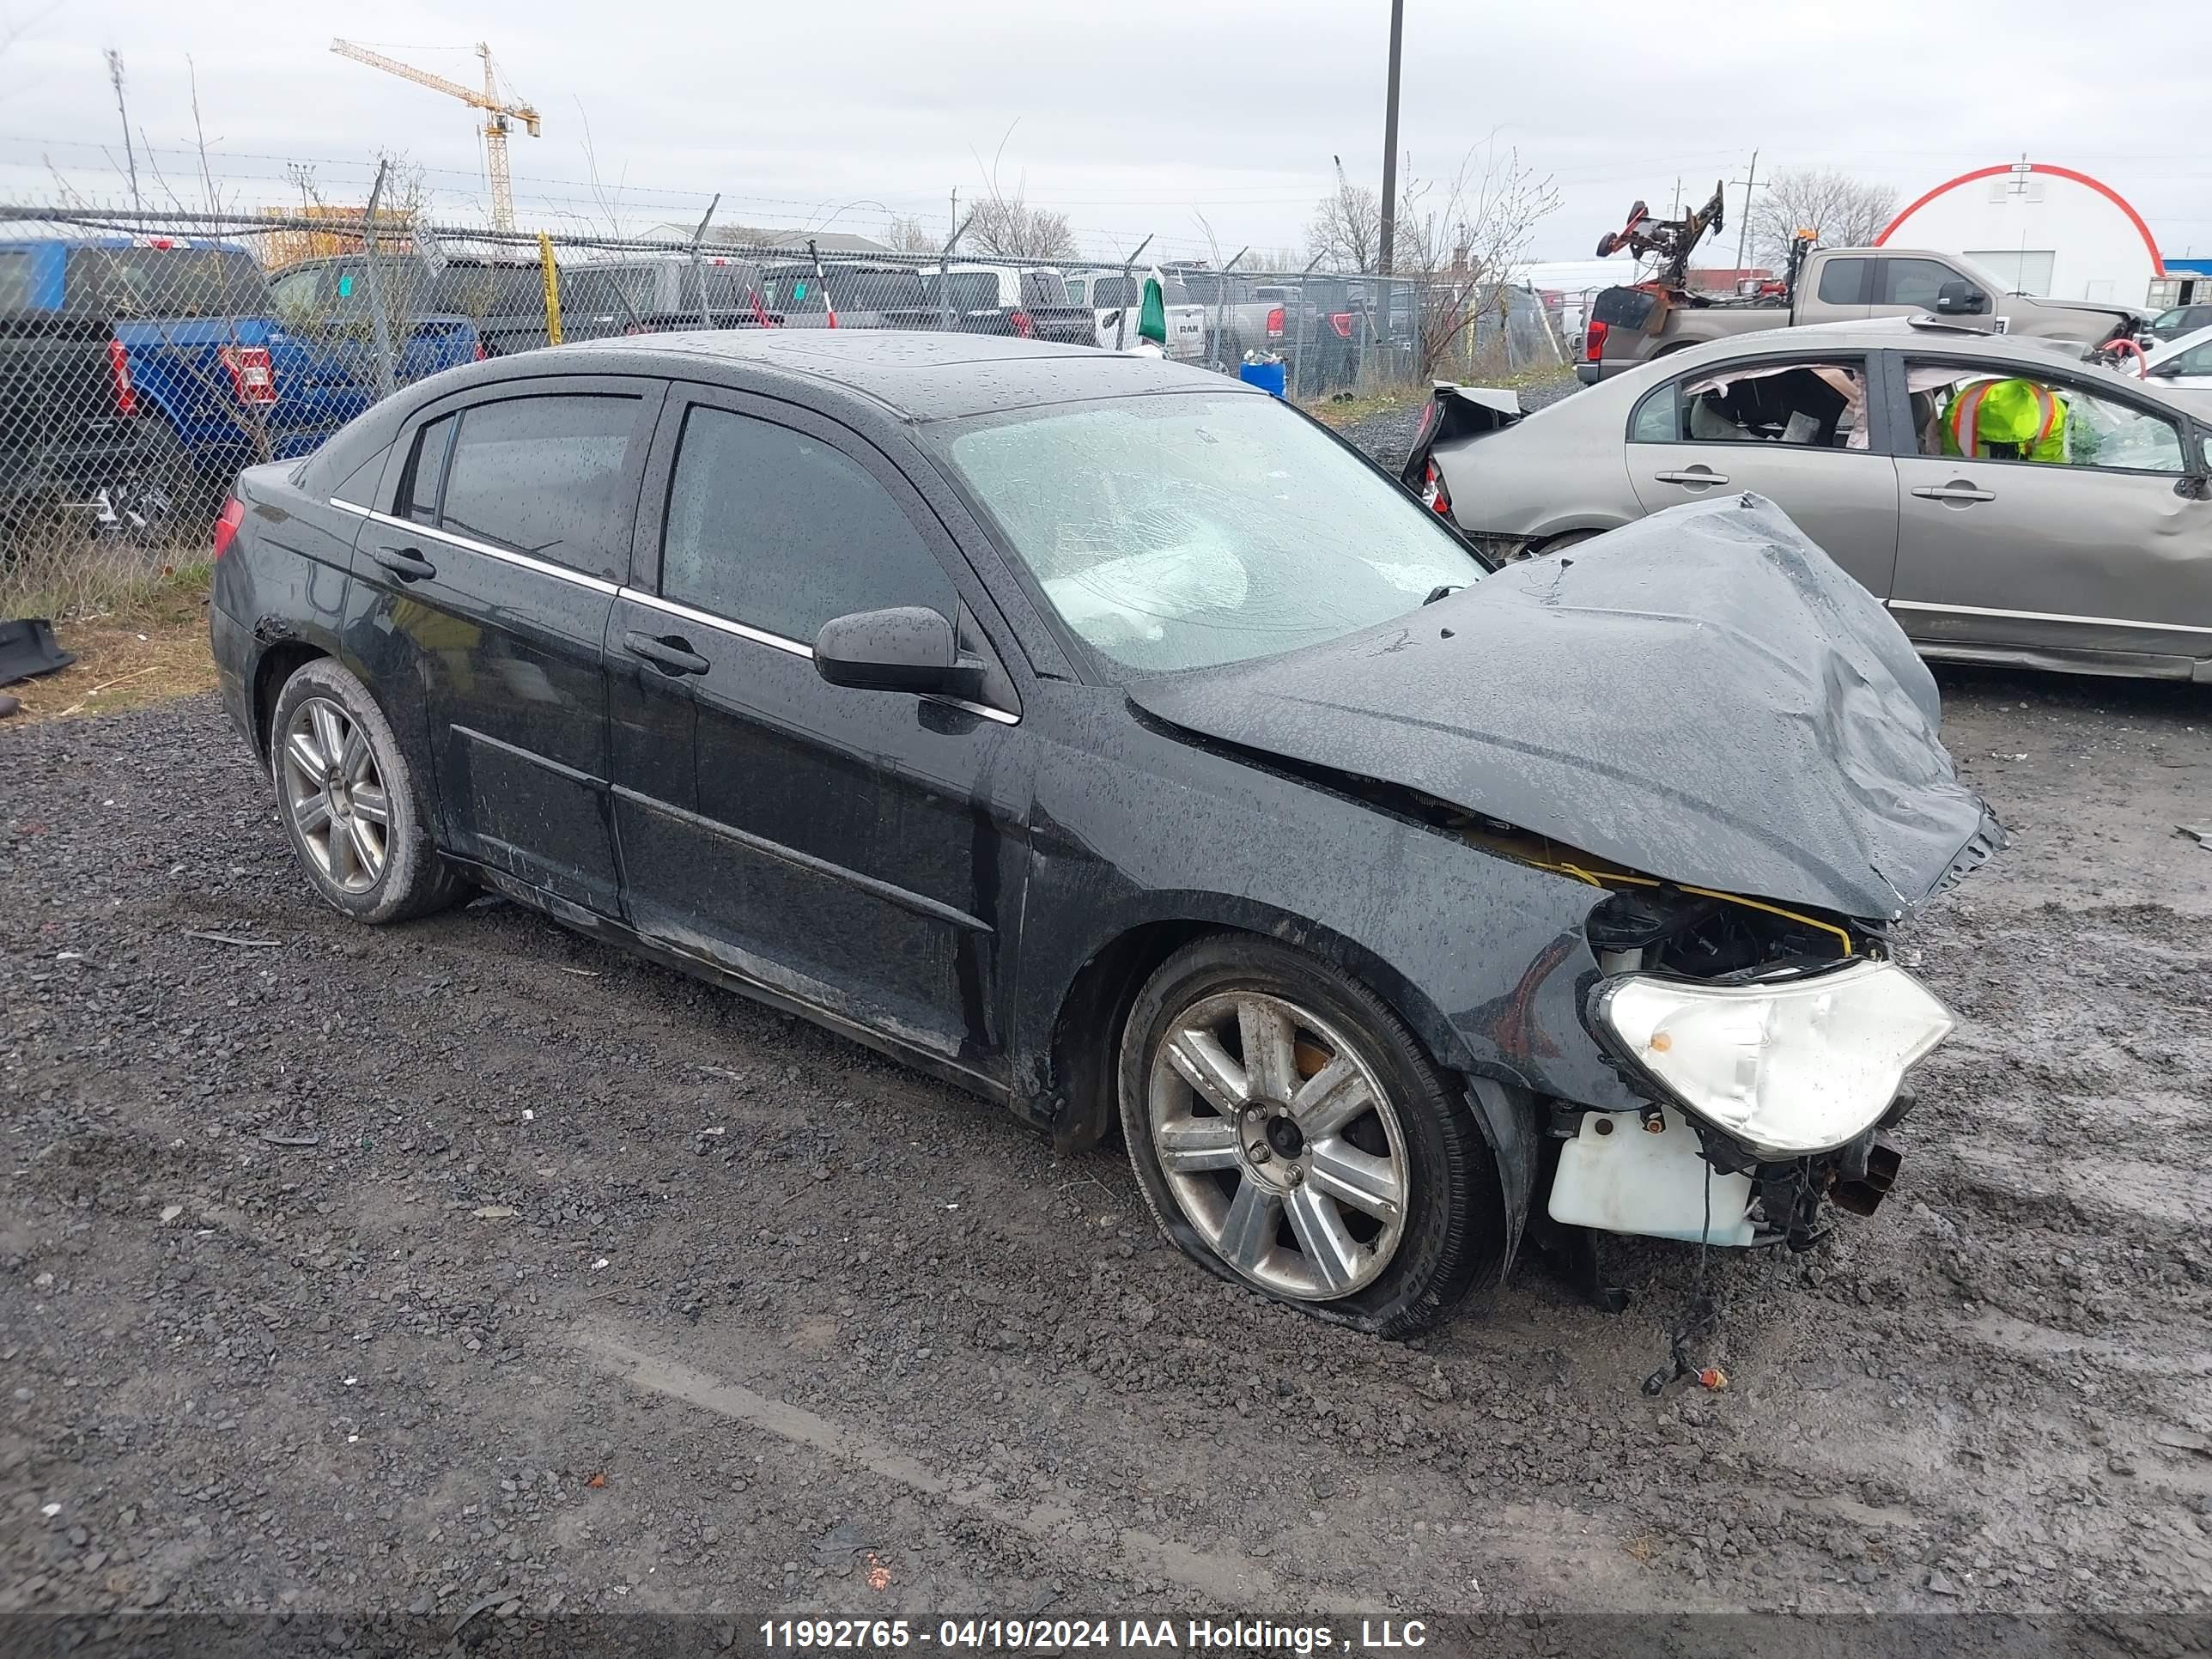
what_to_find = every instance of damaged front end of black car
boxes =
[1124,492,2002,1271]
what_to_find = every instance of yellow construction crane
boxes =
[330,39,540,231]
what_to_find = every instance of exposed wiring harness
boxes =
[1642,1165,1723,1397]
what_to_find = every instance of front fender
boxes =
[1011,711,1645,1260]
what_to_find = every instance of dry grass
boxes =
[2,564,216,725]
[1299,358,1576,431]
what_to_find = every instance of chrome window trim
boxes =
[331,499,622,596]
[1890,599,2212,637]
[334,495,1021,725]
[618,586,812,661]
[619,591,1022,725]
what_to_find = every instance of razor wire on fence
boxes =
[0,199,1565,616]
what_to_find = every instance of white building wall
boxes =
[1878,165,2161,306]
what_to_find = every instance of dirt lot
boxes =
[3,516,2209,1642]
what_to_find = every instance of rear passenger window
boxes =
[1816,258,1871,307]
[438,395,641,579]
[1629,386,1675,443]
[660,406,957,643]
[403,415,455,523]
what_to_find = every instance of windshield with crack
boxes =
[933,393,1485,675]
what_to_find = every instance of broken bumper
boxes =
[1547,1101,1911,1249]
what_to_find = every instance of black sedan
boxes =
[210,331,1996,1335]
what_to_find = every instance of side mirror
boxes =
[1936,280,1990,316]
[813,605,986,699]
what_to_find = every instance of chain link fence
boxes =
[0,202,1564,617]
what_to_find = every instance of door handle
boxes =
[1653,468,1729,487]
[1911,483,1996,504]
[623,630,711,677]
[368,544,436,581]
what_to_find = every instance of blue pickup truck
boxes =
[0,234,477,514]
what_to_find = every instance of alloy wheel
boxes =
[1146,990,1410,1300]
[279,696,390,895]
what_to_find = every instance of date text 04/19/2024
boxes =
[757,1619,1430,1651]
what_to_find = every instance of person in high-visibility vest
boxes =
[1940,377,2069,463]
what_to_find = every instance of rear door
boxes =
[1624,351,1901,598]
[1889,357,2212,669]
[606,384,1030,1079]
[342,375,665,914]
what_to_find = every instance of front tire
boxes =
[1119,934,1501,1337]
[269,658,466,925]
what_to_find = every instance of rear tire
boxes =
[269,658,466,925]
[1118,933,1501,1337]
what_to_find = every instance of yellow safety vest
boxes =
[1942,379,2066,462]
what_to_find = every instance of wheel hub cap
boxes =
[280,696,390,895]
[1145,991,1410,1302]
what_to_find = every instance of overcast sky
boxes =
[5,0,2210,270]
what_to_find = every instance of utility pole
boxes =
[1731,149,1760,276]
[1377,0,1404,275]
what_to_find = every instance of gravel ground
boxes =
[4,491,2211,1639]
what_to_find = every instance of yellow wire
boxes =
[1534,860,1854,957]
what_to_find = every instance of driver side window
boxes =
[659,404,957,643]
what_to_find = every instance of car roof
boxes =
[562,328,1245,421]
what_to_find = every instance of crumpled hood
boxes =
[1127,494,2002,921]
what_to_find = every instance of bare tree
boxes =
[967,191,1075,263]
[1306,175,1380,274]
[1390,143,1560,380]
[1751,167,1898,270]
[884,214,943,256]
[104,47,140,209]
[964,122,1078,264]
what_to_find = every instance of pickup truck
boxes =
[263,252,484,374]
[758,262,939,331]
[1065,270,1209,361]
[1582,246,2144,382]
[3,235,477,503]
[1161,266,1288,364]
[0,304,188,538]
[918,264,1096,346]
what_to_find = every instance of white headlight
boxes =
[1593,960,1954,1158]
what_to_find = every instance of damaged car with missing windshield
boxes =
[210,331,1998,1336]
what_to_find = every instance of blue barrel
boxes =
[1238,360,1287,398]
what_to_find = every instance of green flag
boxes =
[1138,266,1167,346]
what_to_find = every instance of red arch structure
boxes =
[1875,163,2165,276]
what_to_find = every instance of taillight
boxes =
[1421,460,1452,518]
[473,342,487,362]
[1009,310,1034,338]
[212,495,245,559]
[1584,319,1609,362]
[106,338,137,416]
[1412,395,1442,452]
[217,345,276,405]
[1266,305,1285,337]
[1329,312,1354,339]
